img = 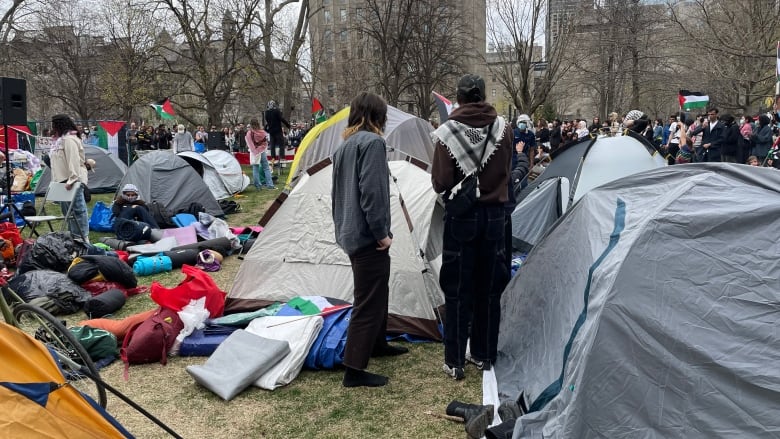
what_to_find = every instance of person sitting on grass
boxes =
[112,183,159,228]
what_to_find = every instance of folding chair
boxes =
[22,181,83,238]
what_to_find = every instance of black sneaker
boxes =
[442,363,465,380]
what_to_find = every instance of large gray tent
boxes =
[490,164,780,438]
[35,145,128,195]
[116,151,223,217]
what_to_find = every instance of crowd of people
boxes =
[123,120,309,158]
[505,99,780,171]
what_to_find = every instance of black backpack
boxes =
[218,199,241,215]
[149,201,177,229]
[177,202,206,217]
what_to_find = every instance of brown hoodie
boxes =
[431,101,512,204]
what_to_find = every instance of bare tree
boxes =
[668,0,780,113]
[157,0,264,125]
[0,0,27,43]
[13,0,110,120]
[97,0,165,121]
[485,0,580,116]
[406,0,468,120]
[569,0,672,118]
[356,0,418,106]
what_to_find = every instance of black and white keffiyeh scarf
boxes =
[431,117,506,176]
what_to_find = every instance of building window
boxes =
[492,89,496,97]
[323,0,330,4]
[324,30,332,41]
[324,10,331,23]
[339,29,348,42]
[328,84,335,97]
[340,8,347,22]
[355,8,363,21]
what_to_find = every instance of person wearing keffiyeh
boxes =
[431,74,512,381]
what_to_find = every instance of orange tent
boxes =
[0,322,132,438]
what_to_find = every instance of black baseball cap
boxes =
[457,74,485,100]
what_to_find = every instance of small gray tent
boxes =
[511,131,666,252]
[490,164,780,438]
[116,151,223,217]
[35,145,128,195]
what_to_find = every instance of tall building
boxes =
[309,0,486,115]
[546,0,588,50]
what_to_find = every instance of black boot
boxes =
[446,400,494,439]
[497,399,523,422]
[342,367,388,388]
[485,419,517,439]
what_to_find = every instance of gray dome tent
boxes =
[511,131,666,252]
[491,164,780,438]
[116,151,222,217]
[35,145,128,195]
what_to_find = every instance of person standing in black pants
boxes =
[264,100,291,163]
[331,92,408,388]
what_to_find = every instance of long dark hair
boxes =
[51,114,77,137]
[342,92,387,139]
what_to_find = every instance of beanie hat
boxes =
[122,183,139,194]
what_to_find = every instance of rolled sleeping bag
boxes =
[162,249,200,269]
[172,237,232,256]
[83,288,126,318]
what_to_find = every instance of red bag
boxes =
[0,222,22,248]
[120,307,183,366]
[150,264,226,318]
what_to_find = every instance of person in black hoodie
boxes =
[431,74,512,381]
[549,119,563,151]
[719,114,740,163]
[264,100,291,162]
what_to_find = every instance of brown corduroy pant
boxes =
[342,245,391,370]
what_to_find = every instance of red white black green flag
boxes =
[150,98,176,120]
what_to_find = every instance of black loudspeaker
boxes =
[0,77,27,126]
[206,130,222,150]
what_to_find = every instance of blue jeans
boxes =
[251,164,263,187]
[259,152,274,188]
[59,185,89,242]
[252,152,274,188]
[440,205,508,367]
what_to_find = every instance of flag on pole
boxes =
[312,98,327,124]
[150,98,176,120]
[678,90,709,111]
[432,91,455,123]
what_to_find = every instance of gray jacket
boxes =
[331,130,391,256]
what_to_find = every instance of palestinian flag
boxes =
[678,90,709,111]
[97,121,125,157]
[312,98,327,124]
[432,91,455,123]
[150,98,175,120]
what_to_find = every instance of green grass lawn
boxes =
[68,165,481,438]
